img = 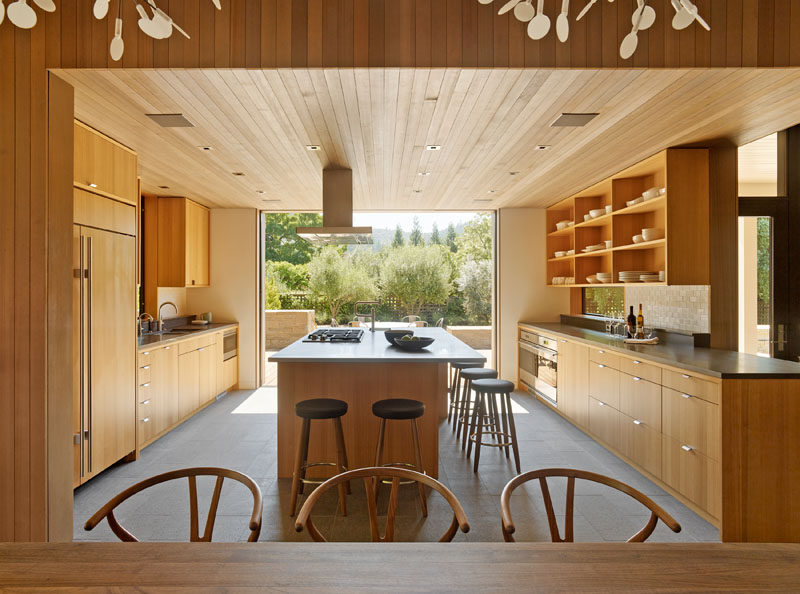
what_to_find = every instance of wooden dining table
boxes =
[1,542,798,591]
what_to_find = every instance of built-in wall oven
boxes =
[519,330,558,407]
[223,328,238,361]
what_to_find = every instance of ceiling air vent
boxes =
[550,113,598,127]
[146,113,194,127]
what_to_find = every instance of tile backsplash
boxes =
[625,285,710,333]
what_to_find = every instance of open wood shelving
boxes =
[545,149,710,288]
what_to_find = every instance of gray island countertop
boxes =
[268,327,486,364]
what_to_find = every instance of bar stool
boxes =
[289,398,350,517]
[372,398,428,516]
[468,379,520,474]
[456,368,498,451]
[448,361,480,428]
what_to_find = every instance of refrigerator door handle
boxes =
[79,234,86,478]
[86,235,93,474]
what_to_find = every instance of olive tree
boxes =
[308,246,375,322]
[457,258,491,324]
[380,245,452,316]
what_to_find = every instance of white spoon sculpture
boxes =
[7,0,36,28]
[528,0,550,39]
[32,0,54,12]
[93,0,109,19]
[556,0,569,42]
[498,0,521,15]
[632,0,655,30]
[620,0,646,59]
[513,0,535,22]
[0,1,5,25]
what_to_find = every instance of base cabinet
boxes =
[588,397,620,451]
[178,350,201,420]
[619,413,662,479]
[662,435,721,519]
[557,339,589,427]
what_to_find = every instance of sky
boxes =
[352,211,481,232]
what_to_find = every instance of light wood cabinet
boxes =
[199,343,218,405]
[588,397,620,451]
[74,121,138,205]
[224,356,239,391]
[619,373,661,431]
[557,339,589,427]
[157,197,210,287]
[662,435,721,519]
[662,387,720,461]
[619,412,662,479]
[588,361,620,409]
[178,350,201,419]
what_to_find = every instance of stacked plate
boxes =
[640,274,661,283]
[581,243,606,253]
[596,272,613,284]
[618,270,656,283]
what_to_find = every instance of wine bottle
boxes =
[636,304,644,339]
[626,306,636,338]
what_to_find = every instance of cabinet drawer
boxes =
[138,411,157,446]
[178,337,201,355]
[589,362,620,409]
[619,357,661,384]
[662,435,721,519]
[662,387,720,461]
[619,373,661,431]
[589,348,619,370]
[138,365,152,386]
[138,385,154,409]
[662,369,720,404]
[620,412,662,479]
[198,333,216,349]
[588,397,620,451]
[138,349,153,367]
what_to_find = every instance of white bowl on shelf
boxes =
[642,186,661,200]
[567,221,575,227]
[641,228,664,242]
[632,234,645,244]
[554,250,567,258]
[604,240,613,249]
[626,197,644,207]
[555,220,571,231]
[584,214,591,222]
[605,205,613,214]
[586,275,598,284]
[567,249,575,256]
[565,277,574,285]
[589,208,606,218]
[658,187,666,195]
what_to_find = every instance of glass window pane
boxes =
[583,287,624,318]
[738,134,777,197]
[738,216,772,357]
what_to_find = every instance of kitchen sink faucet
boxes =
[157,301,178,332]
[354,300,381,332]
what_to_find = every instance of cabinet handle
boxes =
[681,393,693,399]
[141,417,150,423]
[681,373,691,379]
[598,364,606,368]
[633,376,642,381]
[598,401,605,407]
[681,444,693,452]
[140,382,150,388]
[140,399,151,405]
[198,347,205,351]
[633,360,641,365]
[142,365,150,370]
[633,419,642,425]
[143,351,150,356]
[598,350,605,354]
[165,346,171,350]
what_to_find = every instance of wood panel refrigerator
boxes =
[73,225,136,487]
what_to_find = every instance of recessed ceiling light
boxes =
[418,172,430,176]
[487,190,497,194]
[232,172,245,176]
[425,145,441,151]
[536,145,550,151]
[158,185,169,189]
[198,146,213,151]
[550,113,598,127]
[306,145,321,151]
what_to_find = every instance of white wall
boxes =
[497,208,569,380]
[186,209,260,389]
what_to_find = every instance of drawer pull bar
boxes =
[681,373,691,379]
[165,346,171,350]
[598,364,606,369]
[143,351,150,356]
[198,347,205,351]
[598,350,605,354]
[633,360,641,365]
[141,365,150,370]
[681,444,693,452]
[140,382,150,388]
[140,399,151,405]
[633,419,642,425]
[598,401,605,407]
[141,417,150,423]
[681,393,693,399]
[633,376,642,381]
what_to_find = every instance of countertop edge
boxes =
[518,322,800,379]
[137,322,238,351]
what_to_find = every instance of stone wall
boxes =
[265,310,316,350]
[447,326,492,350]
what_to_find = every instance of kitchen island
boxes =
[269,328,486,478]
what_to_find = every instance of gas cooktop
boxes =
[303,328,364,342]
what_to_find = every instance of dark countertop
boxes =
[137,322,238,351]
[519,321,800,379]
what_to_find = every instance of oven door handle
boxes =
[519,341,558,361]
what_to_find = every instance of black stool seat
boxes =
[295,398,348,419]
[460,368,499,380]
[451,361,481,370]
[372,398,425,420]
[472,379,514,394]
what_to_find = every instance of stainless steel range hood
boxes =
[296,169,372,245]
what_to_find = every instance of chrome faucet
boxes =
[354,300,381,332]
[157,301,178,332]
[138,312,154,336]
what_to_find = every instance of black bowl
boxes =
[384,329,414,345]
[391,336,435,351]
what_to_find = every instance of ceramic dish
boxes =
[642,186,661,199]
[632,234,645,244]
[556,220,571,230]
[554,250,567,258]
[584,214,591,222]
[641,228,664,241]
[626,197,644,207]
[566,249,575,256]
[604,240,613,249]
[392,336,435,351]
[586,275,599,284]
[589,208,606,218]
[384,329,413,344]
[605,205,613,214]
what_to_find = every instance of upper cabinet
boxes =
[545,148,710,288]
[157,197,210,287]
[74,121,138,205]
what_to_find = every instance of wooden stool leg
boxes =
[290,418,311,517]
[506,393,521,473]
[460,379,474,449]
[488,394,500,442]
[373,418,387,503]
[500,392,511,459]
[334,417,351,495]
[449,370,461,427]
[455,375,467,437]
[472,393,486,473]
[410,418,428,517]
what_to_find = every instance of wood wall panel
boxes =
[2,0,800,542]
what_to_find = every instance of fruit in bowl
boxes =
[391,335,435,351]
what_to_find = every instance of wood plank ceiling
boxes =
[55,68,800,211]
